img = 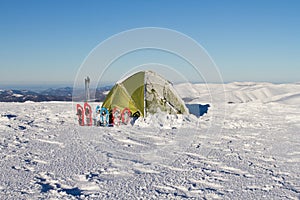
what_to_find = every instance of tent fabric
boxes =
[101,70,189,117]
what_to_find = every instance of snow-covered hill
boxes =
[0,83,299,199]
[176,82,300,105]
[0,88,72,102]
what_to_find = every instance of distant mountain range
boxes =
[0,86,111,102]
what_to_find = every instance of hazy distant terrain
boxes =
[0,86,111,102]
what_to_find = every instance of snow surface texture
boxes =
[0,82,299,199]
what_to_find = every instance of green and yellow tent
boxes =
[102,70,189,117]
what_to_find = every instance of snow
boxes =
[0,82,300,199]
[12,93,23,98]
[103,90,110,95]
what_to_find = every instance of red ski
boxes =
[76,104,84,126]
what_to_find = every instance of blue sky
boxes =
[0,0,299,86]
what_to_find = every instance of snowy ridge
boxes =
[0,83,299,199]
[0,88,72,102]
[175,82,300,104]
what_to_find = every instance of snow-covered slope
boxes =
[0,83,299,199]
[175,82,300,105]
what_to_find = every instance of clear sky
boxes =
[0,0,299,86]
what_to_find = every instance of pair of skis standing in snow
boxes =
[76,77,132,127]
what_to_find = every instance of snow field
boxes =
[0,82,299,199]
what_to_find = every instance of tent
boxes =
[101,70,189,117]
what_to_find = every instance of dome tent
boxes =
[101,70,189,117]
